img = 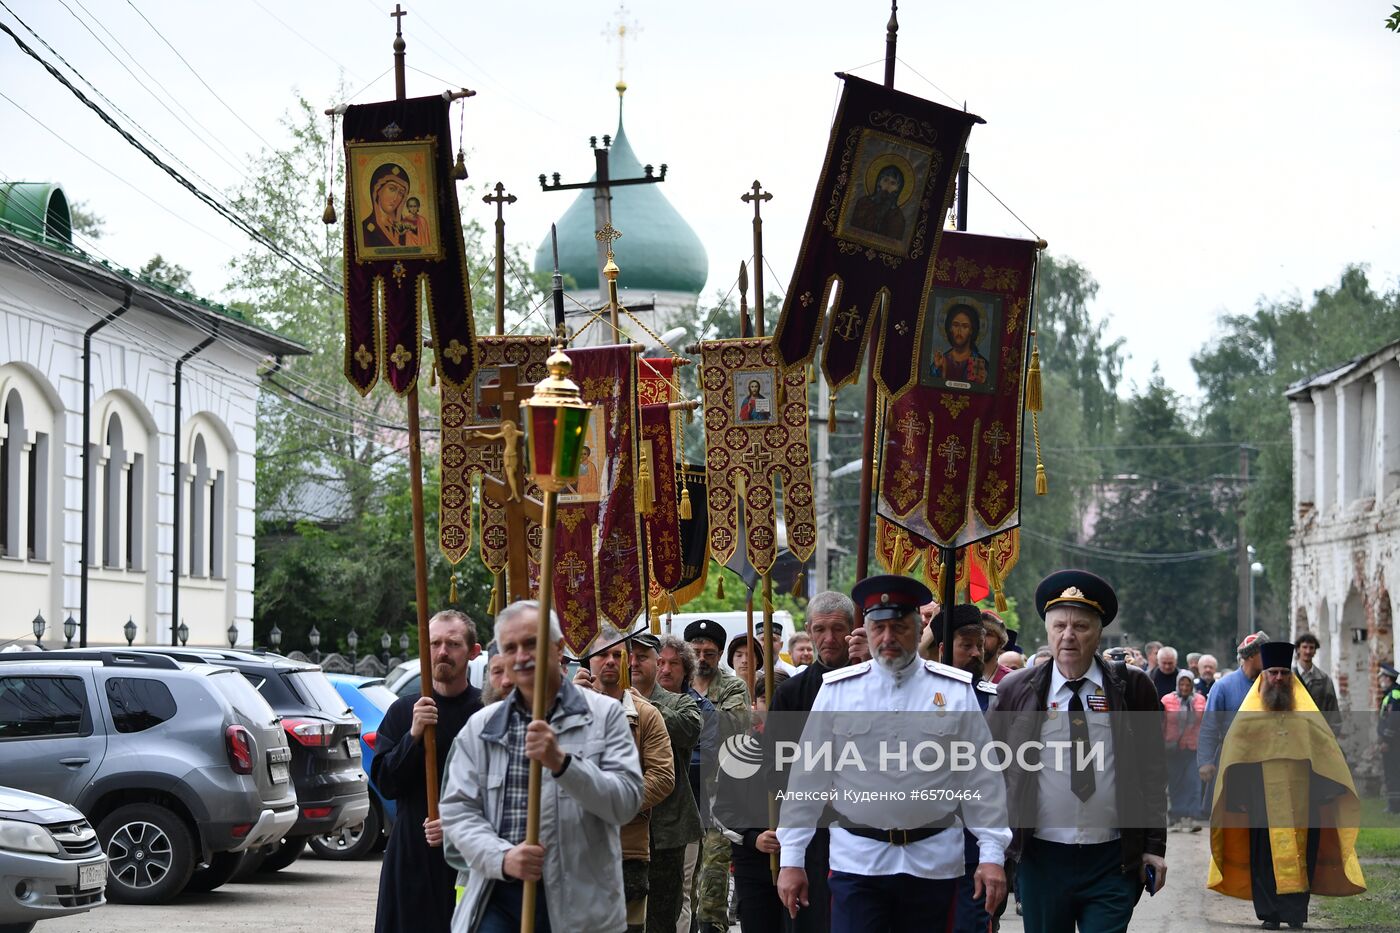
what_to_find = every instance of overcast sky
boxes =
[3,0,1397,396]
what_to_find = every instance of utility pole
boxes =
[1236,443,1251,642]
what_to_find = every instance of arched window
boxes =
[102,416,124,568]
[1,384,51,562]
[184,419,229,580]
[93,400,148,573]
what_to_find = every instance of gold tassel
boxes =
[649,604,661,635]
[679,485,693,520]
[716,572,725,600]
[429,362,437,387]
[891,533,905,571]
[984,546,1007,612]
[637,448,655,516]
[790,571,805,598]
[1026,331,1043,413]
[1032,404,1048,495]
[828,392,837,433]
[322,194,337,224]
[808,363,817,384]
[487,578,501,616]
[449,572,458,604]
[451,148,468,180]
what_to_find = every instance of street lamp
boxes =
[31,611,45,648]
[308,625,321,664]
[269,624,282,653]
[381,632,391,668]
[177,620,189,647]
[518,345,593,926]
[347,629,358,667]
[123,616,137,647]
[227,622,239,648]
[399,632,410,656]
[1250,559,1265,633]
[63,614,76,649]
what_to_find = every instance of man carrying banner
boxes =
[1207,641,1365,928]
[776,576,1009,933]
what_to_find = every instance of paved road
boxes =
[43,829,1348,932]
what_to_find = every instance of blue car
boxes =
[308,675,399,860]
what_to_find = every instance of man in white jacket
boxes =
[442,601,644,933]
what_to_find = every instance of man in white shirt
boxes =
[989,570,1168,933]
[776,575,1009,932]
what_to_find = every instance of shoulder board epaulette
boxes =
[976,680,998,694]
[823,660,872,684]
[924,660,974,683]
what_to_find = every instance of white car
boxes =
[385,655,487,699]
[0,786,107,933]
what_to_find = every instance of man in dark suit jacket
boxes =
[990,570,1168,933]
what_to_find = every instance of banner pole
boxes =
[521,488,559,933]
[762,571,777,882]
[940,116,971,667]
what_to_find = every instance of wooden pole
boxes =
[521,489,559,932]
[761,571,777,881]
[387,3,441,820]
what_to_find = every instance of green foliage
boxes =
[1387,5,1400,31]
[1192,266,1400,612]
[68,199,105,240]
[139,254,193,291]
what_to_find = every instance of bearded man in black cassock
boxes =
[372,610,483,933]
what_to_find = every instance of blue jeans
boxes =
[477,880,553,933]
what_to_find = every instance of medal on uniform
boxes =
[933,691,947,717]
[1087,693,1109,712]
[1047,700,1059,721]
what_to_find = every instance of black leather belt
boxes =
[841,815,956,846]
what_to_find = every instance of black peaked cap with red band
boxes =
[851,574,934,623]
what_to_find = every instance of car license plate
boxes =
[79,862,106,890]
[270,761,289,784]
[346,737,361,758]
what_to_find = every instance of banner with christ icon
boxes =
[877,232,1039,547]
[772,74,982,398]
[699,338,817,576]
[550,345,643,654]
[437,336,553,570]
[342,95,477,396]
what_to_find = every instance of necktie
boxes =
[1066,678,1096,802]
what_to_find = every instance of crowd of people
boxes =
[368,569,1390,933]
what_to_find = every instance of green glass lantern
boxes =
[522,347,593,492]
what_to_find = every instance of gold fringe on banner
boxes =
[1026,330,1043,413]
[679,485,693,520]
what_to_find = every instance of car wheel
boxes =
[256,835,307,873]
[308,803,382,860]
[183,850,246,893]
[97,803,196,905]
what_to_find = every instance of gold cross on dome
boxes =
[595,223,622,259]
[604,5,640,89]
[937,435,966,478]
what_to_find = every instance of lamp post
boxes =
[269,624,282,653]
[347,629,358,669]
[518,345,593,927]
[399,631,410,659]
[381,632,391,669]
[63,614,76,649]
[177,620,189,647]
[227,622,238,648]
[1249,552,1265,634]
[32,611,45,649]
[123,616,137,647]
[309,625,321,665]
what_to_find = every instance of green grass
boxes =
[1313,798,1400,929]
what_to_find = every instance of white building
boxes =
[1287,341,1400,716]
[0,182,305,649]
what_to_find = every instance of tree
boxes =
[139,254,193,291]
[68,199,105,240]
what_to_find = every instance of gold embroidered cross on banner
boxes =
[442,339,469,364]
[937,435,966,478]
[390,344,412,370]
[354,344,373,370]
[895,411,925,456]
[983,421,1010,466]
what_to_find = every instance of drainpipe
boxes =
[80,285,131,647]
[171,336,216,645]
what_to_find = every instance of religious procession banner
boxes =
[640,402,683,591]
[550,345,643,654]
[699,338,817,576]
[877,232,1039,547]
[772,74,982,398]
[437,336,552,570]
[341,95,477,395]
[670,465,710,608]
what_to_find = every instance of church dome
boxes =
[534,93,708,295]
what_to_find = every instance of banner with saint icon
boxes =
[437,336,552,570]
[548,345,643,654]
[772,74,982,398]
[877,232,1039,547]
[699,338,817,576]
[342,95,477,396]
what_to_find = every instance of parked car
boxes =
[0,651,297,904]
[0,785,107,933]
[385,654,486,700]
[310,675,398,860]
[125,648,369,874]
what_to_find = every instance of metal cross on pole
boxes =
[741,180,773,336]
[482,182,517,334]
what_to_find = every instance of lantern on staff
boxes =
[522,346,593,490]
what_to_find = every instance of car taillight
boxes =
[282,718,336,747]
[302,806,333,820]
[363,731,377,751]
[226,725,254,774]
[231,823,253,838]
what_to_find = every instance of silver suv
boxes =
[0,785,106,933]
[0,651,297,904]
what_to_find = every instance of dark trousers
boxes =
[1249,825,1319,926]
[1384,747,1400,812]
[785,827,831,933]
[478,880,553,933]
[829,871,954,933]
[734,876,786,933]
[646,845,686,933]
[1018,838,1141,933]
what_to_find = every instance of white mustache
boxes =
[513,660,535,673]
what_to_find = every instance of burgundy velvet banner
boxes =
[773,74,981,398]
